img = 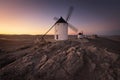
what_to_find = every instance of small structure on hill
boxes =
[78,31,84,39]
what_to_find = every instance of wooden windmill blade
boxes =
[39,23,56,42]
[66,6,74,22]
[68,23,78,32]
[53,17,59,21]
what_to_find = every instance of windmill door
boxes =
[56,35,58,39]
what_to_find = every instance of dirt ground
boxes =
[0,35,120,80]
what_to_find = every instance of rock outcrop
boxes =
[0,38,120,80]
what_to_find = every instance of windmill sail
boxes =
[53,17,59,21]
[66,6,74,22]
[68,23,78,32]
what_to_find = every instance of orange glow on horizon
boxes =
[0,9,53,35]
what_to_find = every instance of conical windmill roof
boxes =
[56,17,67,23]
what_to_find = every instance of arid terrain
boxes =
[0,35,120,80]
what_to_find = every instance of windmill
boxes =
[39,6,78,42]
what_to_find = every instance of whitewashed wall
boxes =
[54,23,68,40]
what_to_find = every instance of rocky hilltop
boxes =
[0,37,120,80]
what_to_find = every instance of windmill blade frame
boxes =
[53,17,59,21]
[40,23,56,41]
[68,23,78,32]
[66,6,74,22]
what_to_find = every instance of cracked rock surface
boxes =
[0,37,120,80]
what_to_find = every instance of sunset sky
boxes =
[0,0,120,35]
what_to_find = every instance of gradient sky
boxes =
[0,0,120,35]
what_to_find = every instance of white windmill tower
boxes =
[39,6,78,42]
[54,17,68,40]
